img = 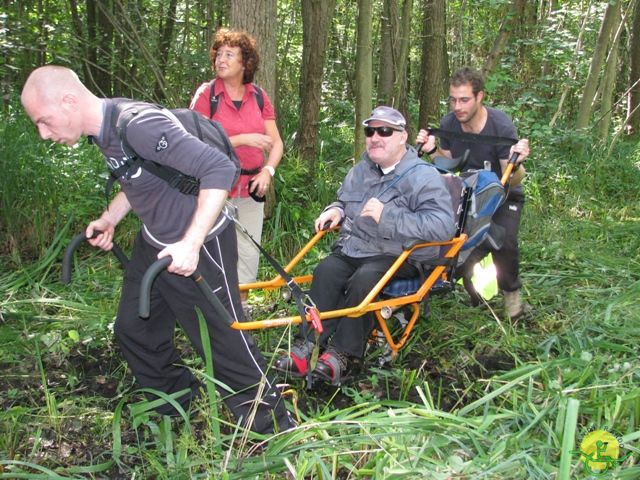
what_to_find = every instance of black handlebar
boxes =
[138,256,234,325]
[62,231,129,284]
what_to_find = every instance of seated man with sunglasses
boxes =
[274,106,455,385]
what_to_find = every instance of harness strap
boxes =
[427,128,518,146]
[105,104,203,205]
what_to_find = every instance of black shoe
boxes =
[313,346,349,386]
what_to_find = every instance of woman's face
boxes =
[214,44,244,81]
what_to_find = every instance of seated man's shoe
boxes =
[274,339,314,377]
[313,346,349,386]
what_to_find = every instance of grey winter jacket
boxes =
[327,146,456,263]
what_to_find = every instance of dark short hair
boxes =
[450,67,484,95]
[209,28,259,84]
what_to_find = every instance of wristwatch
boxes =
[425,145,438,155]
[264,165,275,176]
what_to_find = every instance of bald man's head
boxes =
[21,66,101,145]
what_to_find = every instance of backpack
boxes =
[209,80,264,117]
[455,169,506,265]
[107,102,240,198]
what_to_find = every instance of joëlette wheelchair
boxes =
[62,154,518,366]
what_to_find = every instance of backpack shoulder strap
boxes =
[208,79,221,118]
[104,103,143,202]
[115,102,143,162]
[108,103,200,199]
[190,110,204,140]
[209,80,265,117]
[252,83,264,112]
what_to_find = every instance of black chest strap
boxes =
[105,105,202,206]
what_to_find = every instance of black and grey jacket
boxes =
[326,146,456,263]
[94,99,238,249]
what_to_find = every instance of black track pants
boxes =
[301,252,418,357]
[114,225,293,433]
[460,196,524,292]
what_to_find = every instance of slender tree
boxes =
[392,0,413,125]
[297,0,336,170]
[482,0,527,78]
[68,0,91,83]
[418,0,447,130]
[96,0,115,95]
[549,0,593,128]
[598,3,622,139]
[377,0,397,106]
[576,1,621,130]
[154,0,178,100]
[354,0,373,159]
[628,0,640,134]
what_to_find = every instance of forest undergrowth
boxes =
[1,106,639,479]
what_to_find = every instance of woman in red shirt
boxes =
[190,28,283,316]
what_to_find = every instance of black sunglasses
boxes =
[364,126,402,138]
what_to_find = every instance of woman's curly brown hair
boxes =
[209,28,260,84]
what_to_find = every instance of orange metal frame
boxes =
[231,228,468,358]
[232,161,517,357]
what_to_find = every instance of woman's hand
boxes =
[249,169,273,197]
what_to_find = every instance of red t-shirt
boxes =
[190,78,276,198]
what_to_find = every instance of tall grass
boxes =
[0,105,139,268]
[1,106,639,477]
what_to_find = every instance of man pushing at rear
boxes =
[416,67,531,319]
[21,65,294,433]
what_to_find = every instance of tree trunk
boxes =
[36,0,48,65]
[204,0,216,45]
[111,0,132,97]
[231,0,277,98]
[598,3,622,139]
[540,0,560,80]
[95,0,115,96]
[549,0,593,128]
[354,0,373,159]
[297,0,336,170]
[628,0,640,135]
[85,0,99,92]
[392,0,413,130]
[153,0,178,101]
[68,0,91,83]
[331,16,356,100]
[231,0,278,216]
[482,0,526,78]
[576,1,620,130]
[377,0,397,106]
[418,0,447,130]
[112,0,166,101]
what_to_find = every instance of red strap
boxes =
[307,307,323,333]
